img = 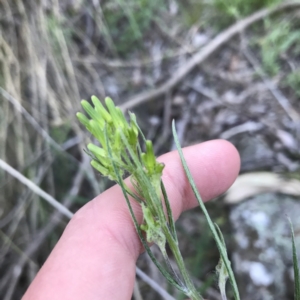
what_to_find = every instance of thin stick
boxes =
[242,46,300,122]
[0,159,73,219]
[136,267,176,300]
[2,157,89,300]
[0,87,69,154]
[121,1,300,111]
[133,280,143,300]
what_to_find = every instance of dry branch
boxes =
[0,159,73,219]
[121,1,300,111]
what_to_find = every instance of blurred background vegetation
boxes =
[0,0,299,299]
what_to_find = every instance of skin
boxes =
[23,140,240,300]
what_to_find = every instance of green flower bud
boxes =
[146,140,155,165]
[91,160,110,177]
[76,112,90,128]
[89,120,106,147]
[129,112,139,137]
[105,97,120,128]
[87,143,106,157]
[81,100,105,128]
[141,140,165,178]
[155,162,165,174]
[87,143,109,167]
[113,129,123,153]
[127,127,138,147]
[91,95,112,124]
[115,107,128,130]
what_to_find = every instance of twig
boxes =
[0,166,48,231]
[136,267,176,300]
[121,1,300,111]
[170,94,196,151]
[73,46,196,68]
[23,154,90,258]
[2,156,89,300]
[0,230,36,269]
[220,121,264,140]
[133,280,144,300]
[241,39,300,152]
[0,87,77,158]
[0,156,58,267]
[242,46,300,122]
[61,136,83,150]
[0,159,73,219]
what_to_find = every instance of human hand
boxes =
[23,140,240,300]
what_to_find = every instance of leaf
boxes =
[288,218,300,300]
[225,172,300,204]
[161,180,177,242]
[172,120,240,300]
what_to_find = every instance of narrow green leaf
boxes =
[128,177,144,202]
[161,180,177,242]
[172,120,240,300]
[215,223,227,250]
[123,182,143,203]
[288,218,300,300]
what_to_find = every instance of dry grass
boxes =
[0,1,103,298]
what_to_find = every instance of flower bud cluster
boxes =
[77,96,166,249]
[77,96,164,186]
[77,96,140,180]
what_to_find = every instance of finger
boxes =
[23,140,240,300]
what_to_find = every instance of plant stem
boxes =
[162,223,202,300]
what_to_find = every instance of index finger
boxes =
[23,140,240,300]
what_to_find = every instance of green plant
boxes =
[77,96,240,300]
[46,14,73,61]
[212,0,281,20]
[259,19,300,76]
[179,0,282,29]
[289,218,300,300]
[285,70,300,96]
[102,0,166,55]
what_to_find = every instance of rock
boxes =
[233,134,275,172]
[229,193,300,300]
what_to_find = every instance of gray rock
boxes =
[229,193,300,300]
[233,134,276,172]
